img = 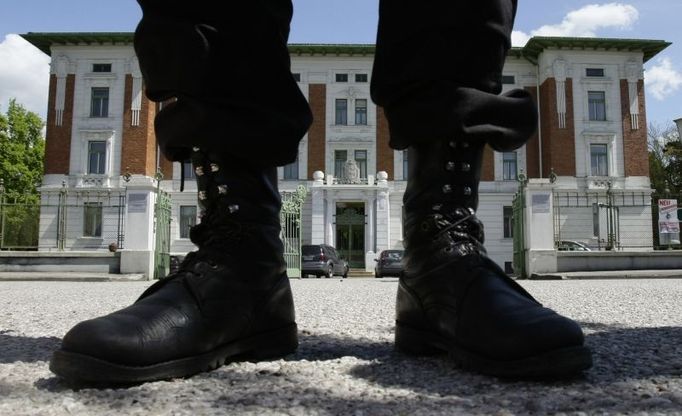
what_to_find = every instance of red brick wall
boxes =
[307,84,326,179]
[376,106,393,180]
[44,74,75,174]
[121,75,157,176]
[524,86,541,178]
[481,145,494,181]
[620,79,649,177]
[539,78,576,177]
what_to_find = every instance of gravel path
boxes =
[1,278,681,415]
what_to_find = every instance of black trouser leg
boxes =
[134,0,312,166]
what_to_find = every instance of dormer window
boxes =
[586,68,604,77]
[92,63,112,73]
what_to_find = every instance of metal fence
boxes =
[280,185,308,278]
[0,189,126,251]
[553,190,653,251]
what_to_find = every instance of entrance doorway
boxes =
[336,202,365,268]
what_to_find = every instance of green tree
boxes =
[0,99,45,202]
[0,99,44,249]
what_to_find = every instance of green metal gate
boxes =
[154,175,172,279]
[280,185,307,278]
[512,177,527,278]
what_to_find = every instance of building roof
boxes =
[21,32,670,63]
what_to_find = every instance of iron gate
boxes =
[154,187,172,279]
[511,183,526,278]
[280,185,307,278]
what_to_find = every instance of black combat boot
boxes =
[50,149,297,384]
[395,123,593,378]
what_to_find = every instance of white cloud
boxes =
[645,57,682,101]
[532,3,639,37]
[0,34,50,119]
[511,30,530,47]
[512,3,639,47]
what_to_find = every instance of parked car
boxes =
[301,244,349,278]
[374,249,404,278]
[557,240,592,251]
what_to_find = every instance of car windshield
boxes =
[383,251,403,260]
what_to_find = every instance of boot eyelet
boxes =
[443,246,453,253]
[192,146,201,152]
[421,221,429,231]
[448,141,456,149]
[462,163,471,172]
[432,204,442,212]
[445,162,456,171]
[210,163,220,172]
[461,141,470,149]
[195,166,204,176]
[463,187,472,196]
[228,204,240,213]
[442,184,452,194]
[217,185,228,194]
[198,191,207,200]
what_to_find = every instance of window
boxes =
[355,99,367,125]
[501,75,516,84]
[92,63,112,72]
[502,152,517,181]
[355,73,368,83]
[403,149,409,180]
[182,159,196,180]
[179,205,197,239]
[90,87,109,117]
[354,150,367,179]
[335,99,348,125]
[503,206,513,238]
[588,91,606,121]
[292,73,301,82]
[88,141,106,175]
[334,150,347,178]
[283,156,298,180]
[336,73,348,82]
[590,144,608,176]
[83,202,103,237]
[586,68,604,77]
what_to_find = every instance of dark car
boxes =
[301,244,349,278]
[374,249,404,278]
[557,240,592,251]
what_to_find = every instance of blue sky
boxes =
[1,0,680,131]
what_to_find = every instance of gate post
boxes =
[523,179,558,276]
[119,175,158,279]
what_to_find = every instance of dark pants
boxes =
[134,0,518,166]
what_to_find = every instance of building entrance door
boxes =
[336,203,365,268]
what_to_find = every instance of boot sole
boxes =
[50,324,298,385]
[395,323,593,379]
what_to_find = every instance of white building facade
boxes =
[23,33,670,275]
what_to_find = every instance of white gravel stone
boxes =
[0,278,681,414]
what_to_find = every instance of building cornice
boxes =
[21,32,671,63]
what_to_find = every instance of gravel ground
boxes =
[1,277,681,415]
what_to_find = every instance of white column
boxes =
[365,195,376,272]
[524,179,557,274]
[310,171,325,244]
[326,194,335,246]
[119,176,157,279]
[375,171,390,253]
